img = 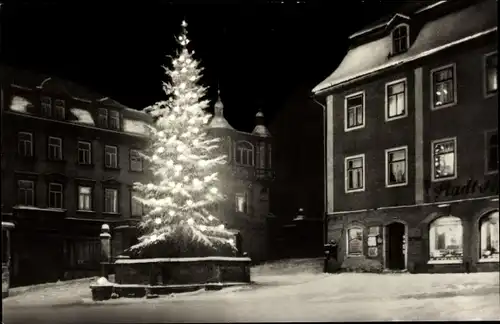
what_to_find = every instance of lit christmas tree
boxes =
[129,20,236,258]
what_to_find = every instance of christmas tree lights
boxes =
[130,20,236,257]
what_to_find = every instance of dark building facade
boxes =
[207,92,274,262]
[0,66,152,286]
[312,0,498,273]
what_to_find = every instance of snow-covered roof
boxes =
[313,0,498,94]
[1,222,15,229]
[252,125,271,137]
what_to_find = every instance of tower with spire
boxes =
[206,87,274,263]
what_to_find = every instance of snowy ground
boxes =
[3,258,500,323]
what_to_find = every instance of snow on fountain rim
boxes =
[115,256,252,264]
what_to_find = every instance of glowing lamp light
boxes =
[228,238,235,245]
[167,160,174,167]
[157,147,165,153]
[199,225,206,231]
[183,175,190,182]
[218,224,225,230]
[147,183,155,190]
[208,215,214,221]
[186,200,193,206]
[169,210,175,216]
[158,131,165,137]
[168,181,176,187]
[154,217,162,225]
[187,218,194,225]
[174,164,183,171]
[210,187,218,194]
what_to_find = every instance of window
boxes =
[345,154,365,193]
[479,212,499,261]
[104,188,118,213]
[48,136,63,160]
[344,92,365,131]
[235,141,254,166]
[104,145,118,168]
[259,188,269,201]
[429,216,463,263]
[18,132,33,157]
[486,130,498,173]
[129,149,143,172]
[67,239,100,266]
[259,142,266,169]
[235,193,247,213]
[17,180,34,206]
[268,145,272,169]
[131,191,143,217]
[346,227,363,256]
[48,183,63,209]
[431,64,457,109]
[385,79,407,120]
[78,141,92,165]
[432,137,457,181]
[109,110,120,130]
[392,25,409,55]
[484,52,498,96]
[54,99,65,120]
[385,146,408,187]
[41,96,51,117]
[98,108,108,127]
[78,186,92,211]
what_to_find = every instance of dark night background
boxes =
[1,0,402,220]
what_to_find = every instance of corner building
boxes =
[313,0,498,273]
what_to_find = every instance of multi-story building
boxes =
[0,66,152,286]
[312,0,498,273]
[207,91,274,262]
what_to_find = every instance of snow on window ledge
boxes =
[478,258,500,263]
[13,205,67,212]
[427,259,462,265]
[10,96,33,113]
[76,209,96,213]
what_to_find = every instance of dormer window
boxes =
[109,110,120,130]
[392,24,409,55]
[98,108,108,128]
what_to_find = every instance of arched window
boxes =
[346,227,364,256]
[429,216,463,263]
[235,141,254,166]
[479,211,499,261]
[392,24,409,55]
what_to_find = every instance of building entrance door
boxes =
[386,222,406,270]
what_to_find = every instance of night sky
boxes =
[1,1,401,132]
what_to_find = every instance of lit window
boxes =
[386,146,407,187]
[235,141,254,166]
[345,92,364,131]
[48,183,63,209]
[78,141,92,165]
[479,212,499,261]
[431,64,456,108]
[347,227,363,256]
[130,149,143,172]
[78,186,92,211]
[18,132,33,157]
[17,180,34,206]
[485,52,497,95]
[432,138,457,181]
[41,96,52,117]
[386,79,407,120]
[48,136,63,160]
[429,216,463,263]
[98,108,108,127]
[235,193,247,213]
[486,131,498,173]
[110,110,120,130]
[392,25,409,55]
[104,188,118,213]
[345,154,364,192]
[54,99,65,120]
[105,145,118,168]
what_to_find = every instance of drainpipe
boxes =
[310,94,327,246]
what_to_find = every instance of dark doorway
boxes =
[386,222,405,270]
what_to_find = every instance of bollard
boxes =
[100,224,112,279]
